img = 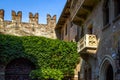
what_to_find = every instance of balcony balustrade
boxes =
[78,34,98,54]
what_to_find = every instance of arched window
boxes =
[114,0,120,17]
[103,0,110,26]
[99,58,114,80]
[106,64,113,80]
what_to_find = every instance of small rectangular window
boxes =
[65,24,67,35]
[61,31,64,40]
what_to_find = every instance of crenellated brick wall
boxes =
[0,9,57,39]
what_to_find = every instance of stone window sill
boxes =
[113,14,120,23]
[102,23,111,31]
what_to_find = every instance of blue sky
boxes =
[0,0,66,24]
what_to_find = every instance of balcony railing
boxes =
[70,0,85,21]
[78,34,98,54]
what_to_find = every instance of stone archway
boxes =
[99,56,115,80]
[106,64,113,80]
[5,58,36,80]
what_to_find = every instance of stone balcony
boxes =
[77,34,98,54]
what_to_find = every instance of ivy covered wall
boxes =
[0,34,80,79]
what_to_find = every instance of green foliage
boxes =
[0,34,80,79]
[30,68,64,80]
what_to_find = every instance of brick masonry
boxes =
[0,10,56,39]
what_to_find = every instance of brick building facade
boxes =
[56,0,120,80]
[1,0,120,80]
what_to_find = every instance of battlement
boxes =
[0,9,4,21]
[47,14,56,24]
[12,10,22,23]
[29,12,39,24]
[0,9,57,39]
[0,9,56,24]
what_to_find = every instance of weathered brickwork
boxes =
[56,0,120,80]
[1,0,120,80]
[0,9,57,80]
[0,9,56,39]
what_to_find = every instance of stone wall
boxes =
[56,0,120,80]
[60,18,80,42]
[78,0,120,80]
[0,9,56,39]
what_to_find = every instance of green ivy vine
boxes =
[0,34,80,79]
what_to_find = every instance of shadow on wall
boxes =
[0,34,38,65]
